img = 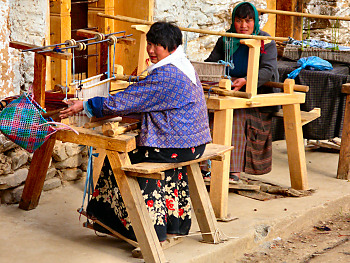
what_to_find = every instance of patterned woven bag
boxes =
[0,93,58,153]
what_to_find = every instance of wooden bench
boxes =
[19,125,232,263]
[118,143,234,260]
[273,107,321,126]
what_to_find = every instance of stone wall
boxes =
[154,0,268,61]
[0,135,88,204]
[304,0,350,46]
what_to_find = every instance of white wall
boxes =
[0,0,47,98]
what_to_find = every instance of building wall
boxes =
[0,0,47,99]
[153,0,268,61]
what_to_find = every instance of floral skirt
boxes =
[87,144,206,242]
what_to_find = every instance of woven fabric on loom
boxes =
[0,94,57,153]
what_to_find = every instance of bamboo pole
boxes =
[257,8,350,22]
[97,13,289,42]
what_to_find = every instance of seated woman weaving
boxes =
[60,22,211,242]
[205,2,279,180]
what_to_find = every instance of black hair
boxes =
[235,3,255,19]
[146,22,182,52]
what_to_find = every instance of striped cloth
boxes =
[273,60,350,140]
[231,108,273,175]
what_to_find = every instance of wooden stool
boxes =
[19,125,232,263]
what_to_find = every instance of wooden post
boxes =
[282,79,308,190]
[262,0,277,37]
[33,53,47,107]
[50,0,71,89]
[240,39,261,97]
[107,150,166,263]
[276,0,303,40]
[187,163,218,243]
[210,79,233,219]
[19,136,56,210]
[113,0,154,75]
[132,25,150,75]
[87,0,114,77]
[337,84,350,180]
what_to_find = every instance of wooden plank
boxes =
[273,107,321,126]
[187,163,219,243]
[121,144,233,174]
[55,126,137,152]
[235,190,276,201]
[337,93,350,179]
[107,150,166,263]
[205,181,260,191]
[126,171,165,180]
[19,136,56,210]
[206,92,305,110]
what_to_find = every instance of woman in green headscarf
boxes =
[205,1,279,180]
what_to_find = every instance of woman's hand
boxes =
[59,100,84,119]
[231,78,246,91]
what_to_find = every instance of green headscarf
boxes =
[224,1,260,58]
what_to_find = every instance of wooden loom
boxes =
[97,13,321,221]
[14,12,319,263]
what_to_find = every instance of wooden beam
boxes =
[19,136,56,210]
[282,79,308,190]
[276,0,303,40]
[55,126,137,152]
[258,7,350,21]
[337,85,350,179]
[107,150,166,263]
[50,0,71,89]
[98,13,289,42]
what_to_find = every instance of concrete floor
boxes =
[1,140,350,263]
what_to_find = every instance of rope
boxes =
[72,49,76,84]
[112,41,117,77]
[207,86,213,99]
[78,146,96,216]
[65,60,69,100]
[183,23,192,54]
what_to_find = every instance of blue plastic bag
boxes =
[287,56,333,79]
